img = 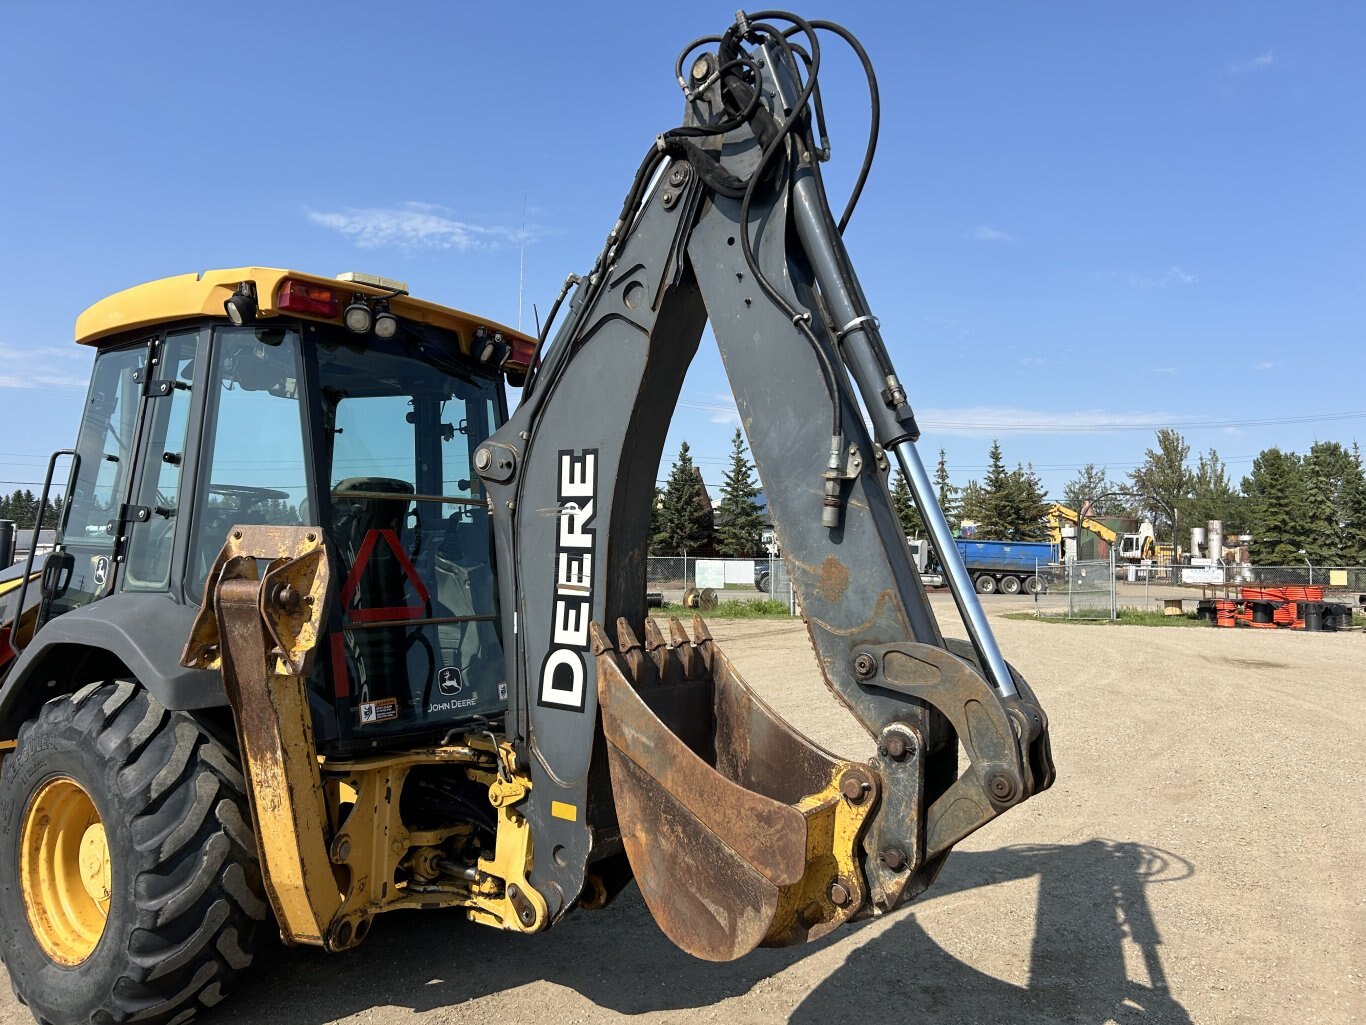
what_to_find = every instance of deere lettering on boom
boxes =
[0,11,1053,1023]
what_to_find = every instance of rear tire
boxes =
[999,575,1021,595]
[1024,575,1046,595]
[0,682,267,1025]
[974,574,997,594]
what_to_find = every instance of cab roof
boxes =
[74,267,536,368]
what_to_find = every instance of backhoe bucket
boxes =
[591,616,878,961]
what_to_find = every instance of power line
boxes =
[674,399,1366,433]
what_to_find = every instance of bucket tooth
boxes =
[643,617,676,682]
[668,616,699,679]
[614,617,654,686]
[595,623,877,961]
[691,615,716,672]
[589,620,613,657]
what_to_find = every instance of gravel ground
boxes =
[1,606,1361,1025]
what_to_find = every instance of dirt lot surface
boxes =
[1,607,1361,1025]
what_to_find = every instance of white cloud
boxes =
[915,405,1175,437]
[923,315,971,339]
[973,225,1014,242]
[0,342,92,391]
[1019,356,1045,366]
[306,202,542,252]
[679,395,741,426]
[1252,361,1279,371]
[1094,266,1197,289]
[1228,51,1275,76]
[1150,367,1177,375]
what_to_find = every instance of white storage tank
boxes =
[1207,521,1224,562]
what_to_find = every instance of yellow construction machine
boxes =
[0,13,1052,1024]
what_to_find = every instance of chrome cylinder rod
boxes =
[892,440,1018,698]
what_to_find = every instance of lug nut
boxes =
[853,653,876,678]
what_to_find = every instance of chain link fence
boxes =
[1020,554,1118,620]
[648,554,1364,622]
[646,555,796,612]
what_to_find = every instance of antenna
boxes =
[517,189,527,332]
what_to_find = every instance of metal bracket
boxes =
[464,743,549,934]
[823,444,864,484]
[853,640,1054,871]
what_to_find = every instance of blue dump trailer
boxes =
[953,539,1058,596]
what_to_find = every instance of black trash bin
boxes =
[1325,603,1353,631]
[1302,602,1325,632]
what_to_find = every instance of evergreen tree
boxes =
[1061,464,1125,516]
[1242,448,1307,564]
[1129,429,1193,536]
[0,489,44,530]
[889,472,924,538]
[1007,463,1051,541]
[648,486,665,553]
[933,449,959,526]
[652,441,713,555]
[1301,441,1356,564]
[714,429,765,556]
[959,480,986,530]
[1338,443,1366,565]
[977,440,1014,538]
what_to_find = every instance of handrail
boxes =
[8,449,79,660]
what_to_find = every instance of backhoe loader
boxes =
[0,11,1053,1024]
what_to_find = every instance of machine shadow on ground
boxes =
[227,839,1195,1024]
[792,840,1196,1025]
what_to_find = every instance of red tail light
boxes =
[277,279,340,318]
[509,335,537,368]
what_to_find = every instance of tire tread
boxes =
[0,684,267,1025]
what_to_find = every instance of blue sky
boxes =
[1,2,1362,501]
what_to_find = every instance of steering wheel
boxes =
[208,484,290,510]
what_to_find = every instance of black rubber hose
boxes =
[786,19,881,233]
[733,14,845,439]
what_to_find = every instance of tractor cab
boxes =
[19,268,534,753]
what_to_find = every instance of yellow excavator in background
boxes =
[1047,503,1156,563]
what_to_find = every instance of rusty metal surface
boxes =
[199,532,342,947]
[594,616,877,960]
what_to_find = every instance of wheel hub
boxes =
[78,822,111,904]
[20,776,111,965]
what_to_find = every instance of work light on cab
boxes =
[475,327,509,366]
[343,294,373,334]
[372,300,397,339]
[223,282,257,326]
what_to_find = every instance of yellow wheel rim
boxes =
[19,776,111,965]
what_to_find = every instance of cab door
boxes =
[46,330,201,619]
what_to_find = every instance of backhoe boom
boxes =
[474,11,1054,950]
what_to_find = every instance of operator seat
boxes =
[331,477,417,711]
[433,507,502,697]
